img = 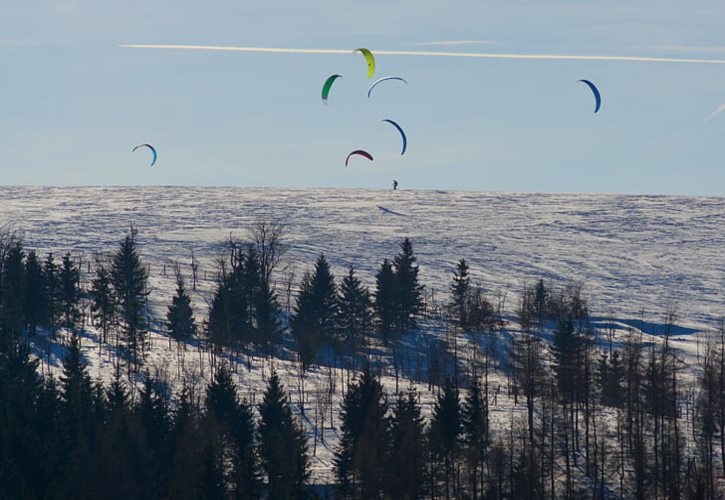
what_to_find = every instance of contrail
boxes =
[120,44,725,64]
[706,104,725,121]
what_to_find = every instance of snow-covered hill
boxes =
[1,186,722,487]
[1,187,722,330]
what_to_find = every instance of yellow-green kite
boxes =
[354,48,375,78]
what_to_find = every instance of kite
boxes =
[321,74,342,104]
[345,149,374,166]
[132,143,157,166]
[381,119,407,155]
[354,48,375,78]
[578,79,602,113]
[367,76,408,98]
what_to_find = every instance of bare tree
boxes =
[247,218,287,285]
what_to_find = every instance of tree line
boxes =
[0,225,724,498]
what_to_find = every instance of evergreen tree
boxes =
[393,238,424,333]
[110,227,149,372]
[336,266,372,352]
[310,254,337,342]
[374,259,397,344]
[291,255,336,369]
[254,277,282,353]
[596,349,624,407]
[43,253,61,337]
[0,341,43,498]
[534,278,548,324]
[385,385,427,499]
[90,263,115,345]
[429,378,462,499]
[241,246,261,346]
[258,372,310,499]
[207,267,244,349]
[450,258,470,330]
[59,252,81,330]
[334,367,388,499]
[462,376,489,498]
[166,272,197,345]
[23,250,45,336]
[291,272,320,369]
[205,365,260,498]
[137,372,172,498]
[60,334,94,442]
[1,242,25,339]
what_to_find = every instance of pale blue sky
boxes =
[2,1,725,195]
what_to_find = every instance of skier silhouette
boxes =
[392,180,398,190]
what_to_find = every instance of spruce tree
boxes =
[254,277,282,353]
[207,252,247,351]
[60,334,94,444]
[24,250,45,336]
[334,367,388,498]
[450,258,470,330]
[310,254,337,342]
[258,372,310,499]
[205,365,260,498]
[291,255,336,369]
[291,272,320,369]
[1,242,25,339]
[462,376,489,498]
[43,253,61,337]
[393,238,424,333]
[429,378,462,498]
[336,266,372,352]
[374,259,397,344]
[90,263,115,344]
[166,272,197,345]
[137,372,172,498]
[59,252,81,331]
[385,385,427,499]
[110,227,149,372]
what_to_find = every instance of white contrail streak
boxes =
[120,44,725,64]
[706,104,725,121]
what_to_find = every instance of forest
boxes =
[0,223,723,499]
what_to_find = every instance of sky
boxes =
[2,0,725,195]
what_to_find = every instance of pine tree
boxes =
[291,271,319,370]
[110,227,149,372]
[393,238,424,333]
[1,242,25,339]
[137,372,172,498]
[291,255,336,369]
[241,246,261,346]
[206,249,249,351]
[450,258,470,330]
[462,376,489,498]
[166,272,197,345]
[43,253,61,337]
[385,385,427,499]
[254,277,282,353]
[334,367,388,498]
[90,263,115,344]
[59,252,81,331]
[374,259,398,344]
[258,372,310,499]
[24,250,45,336]
[60,334,94,445]
[336,266,372,352]
[310,254,337,342]
[205,365,260,498]
[429,378,462,499]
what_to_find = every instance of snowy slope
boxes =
[0,186,723,487]
[1,186,722,330]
